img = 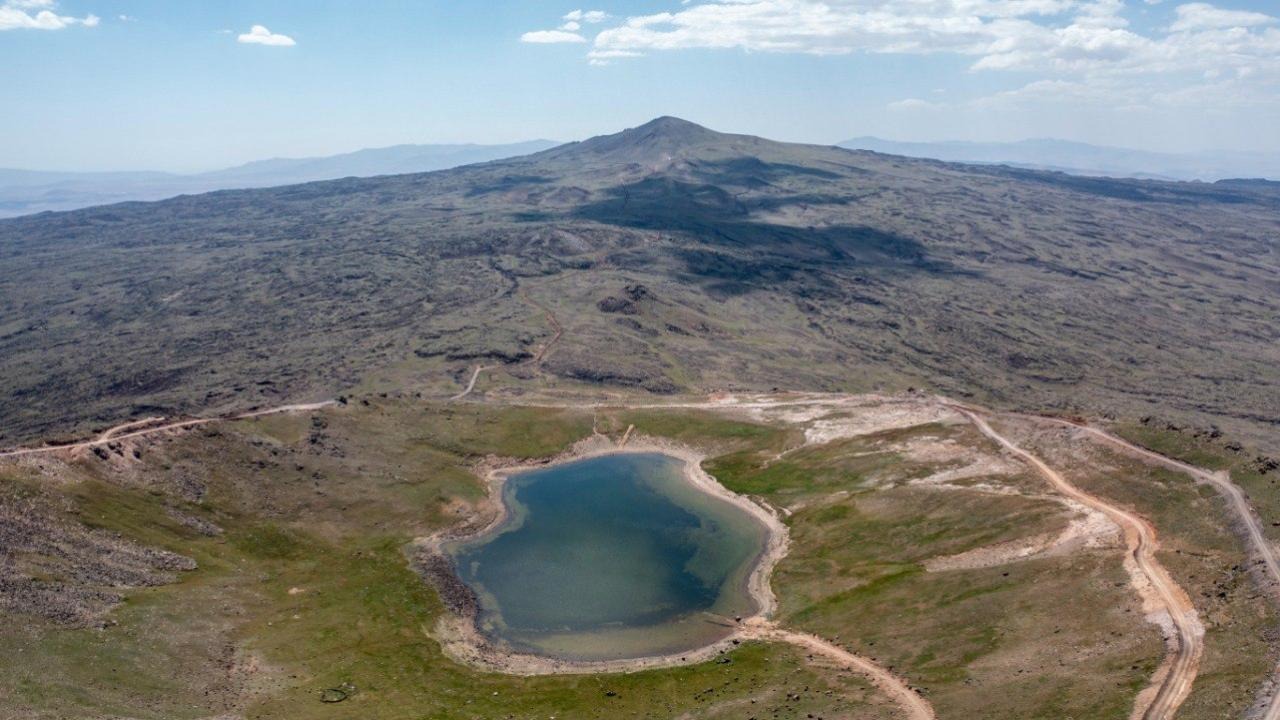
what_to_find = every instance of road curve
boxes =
[743,619,935,720]
[0,401,337,459]
[1027,415,1280,719]
[949,405,1203,720]
[451,365,490,401]
[96,416,165,442]
[1046,417,1280,595]
[448,287,563,401]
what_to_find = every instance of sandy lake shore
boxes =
[411,432,791,676]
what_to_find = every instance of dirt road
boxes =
[0,401,336,459]
[1050,418,1280,595]
[742,619,936,720]
[449,288,564,401]
[1030,415,1280,719]
[517,288,563,365]
[95,416,164,442]
[951,405,1203,720]
[451,365,490,401]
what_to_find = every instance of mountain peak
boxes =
[617,116,721,146]
[556,116,727,163]
[632,116,715,136]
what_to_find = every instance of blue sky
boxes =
[3,0,1278,171]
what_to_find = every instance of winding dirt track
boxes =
[451,365,490,401]
[517,288,563,365]
[1025,415,1280,719]
[1048,417,1280,594]
[9,389,1268,719]
[950,405,1203,720]
[742,619,935,720]
[0,401,336,459]
[95,416,164,442]
[450,288,564,401]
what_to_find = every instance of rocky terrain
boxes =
[1,116,1276,448]
[0,473,196,625]
[0,394,1272,719]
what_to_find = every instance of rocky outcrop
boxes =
[0,482,196,627]
[412,550,479,620]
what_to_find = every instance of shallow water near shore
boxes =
[447,452,769,662]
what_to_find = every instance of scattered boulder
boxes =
[412,551,479,619]
[320,682,357,703]
[597,296,638,315]
[0,486,197,626]
[623,283,651,301]
[615,317,658,337]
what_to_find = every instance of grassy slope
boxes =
[0,401,1271,719]
[0,402,882,720]
[993,419,1278,719]
[1113,421,1280,545]
[705,421,1161,720]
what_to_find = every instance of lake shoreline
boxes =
[411,432,791,676]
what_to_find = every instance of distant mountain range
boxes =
[8,135,1277,219]
[0,140,559,218]
[837,137,1280,182]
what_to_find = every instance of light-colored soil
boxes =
[418,427,937,718]
[923,503,1117,572]
[0,402,336,459]
[949,404,1205,720]
[742,619,935,720]
[5,388,1274,719]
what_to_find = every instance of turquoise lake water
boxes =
[447,452,768,661]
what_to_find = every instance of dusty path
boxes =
[450,365,490,401]
[517,287,563,366]
[0,401,336,459]
[1025,415,1280,719]
[1047,417,1280,594]
[449,287,564,400]
[6,389,1245,718]
[95,416,165,442]
[742,619,935,720]
[949,405,1203,720]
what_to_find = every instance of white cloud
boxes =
[524,9,607,43]
[516,0,1280,118]
[564,9,609,23]
[1170,2,1276,32]
[589,49,644,58]
[517,0,1280,104]
[888,98,943,111]
[520,29,586,43]
[237,24,296,47]
[586,48,644,65]
[0,0,97,31]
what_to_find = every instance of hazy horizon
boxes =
[4,1,1279,172]
[4,122,1278,176]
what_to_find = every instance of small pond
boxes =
[447,452,768,661]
